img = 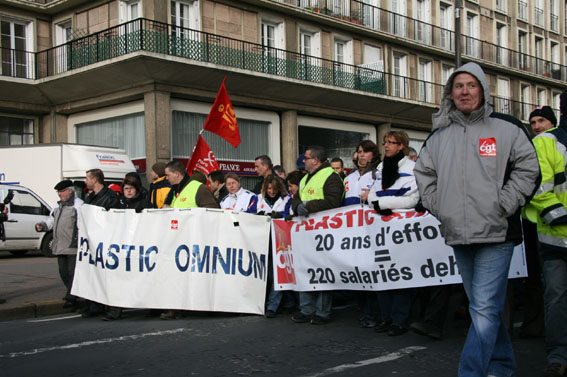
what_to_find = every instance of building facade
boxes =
[0,0,565,185]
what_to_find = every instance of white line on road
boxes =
[0,328,189,358]
[300,346,427,377]
[28,314,82,322]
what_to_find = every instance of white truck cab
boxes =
[0,184,52,256]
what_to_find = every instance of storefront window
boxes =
[0,116,34,145]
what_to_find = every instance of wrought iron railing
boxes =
[270,0,567,81]
[550,14,559,32]
[534,8,544,26]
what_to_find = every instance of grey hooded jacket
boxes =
[414,62,540,246]
[39,193,83,255]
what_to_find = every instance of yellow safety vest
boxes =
[171,180,201,208]
[299,167,335,201]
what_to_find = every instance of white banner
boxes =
[72,205,271,315]
[271,205,527,291]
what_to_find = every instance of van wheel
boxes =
[41,232,54,258]
[9,250,28,257]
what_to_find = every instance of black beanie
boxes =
[529,106,557,126]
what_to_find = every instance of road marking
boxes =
[0,328,189,358]
[28,314,82,322]
[300,346,427,377]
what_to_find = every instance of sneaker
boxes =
[265,310,277,318]
[387,325,408,336]
[291,312,311,323]
[310,315,330,325]
[360,319,376,328]
[160,310,177,320]
[374,320,392,333]
[102,314,120,321]
[542,363,567,377]
[410,321,442,340]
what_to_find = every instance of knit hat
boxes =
[529,106,557,126]
[296,154,306,170]
[151,162,167,178]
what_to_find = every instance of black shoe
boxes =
[265,310,277,318]
[102,314,120,321]
[542,363,567,377]
[387,325,408,336]
[374,320,392,333]
[81,310,98,318]
[291,312,311,323]
[310,315,330,325]
[279,307,295,315]
[62,301,76,309]
[0,299,6,304]
[409,321,442,340]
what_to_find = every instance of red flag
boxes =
[185,135,220,176]
[203,78,240,148]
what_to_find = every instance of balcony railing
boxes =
[18,18,447,105]
[270,0,566,82]
[496,0,506,13]
[0,16,562,118]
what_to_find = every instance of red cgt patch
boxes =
[171,220,178,230]
[479,137,497,157]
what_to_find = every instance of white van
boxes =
[0,184,52,256]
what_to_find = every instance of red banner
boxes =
[185,135,220,176]
[203,78,241,148]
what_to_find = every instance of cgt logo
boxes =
[479,137,497,157]
[171,220,178,230]
[273,220,296,284]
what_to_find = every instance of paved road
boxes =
[0,305,546,377]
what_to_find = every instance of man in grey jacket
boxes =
[36,180,83,309]
[414,62,540,377]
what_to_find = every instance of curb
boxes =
[0,300,78,321]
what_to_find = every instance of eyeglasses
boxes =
[382,140,400,146]
[303,156,315,161]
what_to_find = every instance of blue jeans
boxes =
[376,289,412,327]
[299,292,332,319]
[267,288,296,312]
[540,246,567,365]
[452,243,516,377]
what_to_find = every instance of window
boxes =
[537,88,547,106]
[551,0,559,32]
[0,116,34,145]
[76,113,146,161]
[496,24,508,65]
[390,0,406,37]
[298,29,321,79]
[496,0,506,12]
[535,37,544,74]
[119,0,141,36]
[362,0,380,29]
[439,4,452,51]
[330,0,350,16]
[496,78,510,114]
[553,92,561,119]
[415,0,431,45]
[518,1,527,20]
[418,59,432,102]
[333,37,353,87]
[441,64,454,85]
[393,53,408,98]
[171,0,199,38]
[54,20,72,74]
[9,190,49,216]
[535,0,544,26]
[518,31,528,69]
[359,45,384,93]
[1,18,33,79]
[521,84,531,121]
[551,41,561,78]
[465,13,479,58]
[261,20,285,75]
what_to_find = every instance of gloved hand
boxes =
[104,205,112,211]
[270,212,283,219]
[297,202,309,217]
[415,201,427,213]
[284,214,293,221]
[257,211,266,216]
[135,206,143,213]
[372,201,393,216]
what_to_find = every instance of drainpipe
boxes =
[455,0,463,68]
[50,107,56,143]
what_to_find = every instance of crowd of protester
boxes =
[30,62,567,377]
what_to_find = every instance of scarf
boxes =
[382,151,405,189]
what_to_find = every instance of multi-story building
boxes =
[1,0,565,186]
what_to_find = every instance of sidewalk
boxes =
[0,251,75,321]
